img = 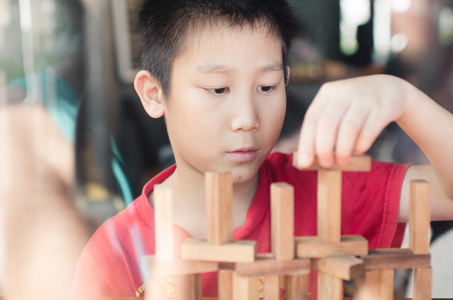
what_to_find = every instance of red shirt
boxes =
[70,152,409,297]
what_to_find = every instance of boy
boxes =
[70,0,453,297]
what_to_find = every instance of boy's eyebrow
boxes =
[261,63,284,72]
[195,64,231,74]
[195,62,284,74]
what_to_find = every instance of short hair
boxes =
[138,0,298,98]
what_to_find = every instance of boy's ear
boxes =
[134,70,165,118]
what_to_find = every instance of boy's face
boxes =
[164,22,287,184]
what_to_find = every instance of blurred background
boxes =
[0,0,453,297]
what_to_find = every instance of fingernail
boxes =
[298,152,311,167]
[320,157,334,168]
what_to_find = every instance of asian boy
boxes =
[70,0,453,297]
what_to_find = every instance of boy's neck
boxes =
[151,169,259,239]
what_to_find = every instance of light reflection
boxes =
[0,0,9,27]
[41,0,56,14]
[340,0,371,55]
[392,0,411,13]
[373,0,392,65]
[18,0,39,104]
[391,32,408,53]
[439,6,453,46]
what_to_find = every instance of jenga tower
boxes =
[143,155,433,300]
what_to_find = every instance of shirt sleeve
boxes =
[341,161,410,249]
[68,219,141,297]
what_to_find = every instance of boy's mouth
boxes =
[226,149,258,162]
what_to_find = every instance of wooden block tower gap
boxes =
[182,171,256,263]
[235,182,310,300]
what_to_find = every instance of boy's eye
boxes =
[258,86,275,93]
[206,87,229,95]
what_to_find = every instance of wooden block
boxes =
[235,253,310,276]
[286,274,310,300]
[296,235,368,258]
[292,153,372,172]
[363,248,431,270]
[317,169,342,243]
[218,264,233,300]
[182,239,256,263]
[317,271,342,300]
[355,270,378,300]
[205,171,233,245]
[175,274,202,300]
[233,273,259,300]
[141,255,218,278]
[355,269,393,300]
[409,180,431,254]
[271,182,295,261]
[154,184,174,262]
[194,274,203,300]
[312,256,364,280]
[263,275,280,300]
[413,267,432,300]
[146,275,167,300]
[378,269,395,300]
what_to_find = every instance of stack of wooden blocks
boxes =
[142,155,432,299]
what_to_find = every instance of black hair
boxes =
[138,0,298,97]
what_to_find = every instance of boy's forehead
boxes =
[179,19,283,57]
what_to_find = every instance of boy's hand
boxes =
[0,105,90,295]
[296,75,410,169]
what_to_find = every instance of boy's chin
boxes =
[229,166,261,185]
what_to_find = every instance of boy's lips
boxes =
[226,148,259,162]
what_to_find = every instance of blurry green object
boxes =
[10,68,134,206]
[11,67,78,141]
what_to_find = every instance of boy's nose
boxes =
[230,95,260,132]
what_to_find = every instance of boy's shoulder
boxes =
[88,195,151,245]
[89,165,179,244]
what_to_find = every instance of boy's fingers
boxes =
[335,123,359,164]
[296,115,316,168]
[314,101,352,167]
[355,109,387,154]
[315,116,336,168]
[335,102,371,164]
[296,95,329,168]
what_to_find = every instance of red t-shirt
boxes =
[69,152,409,298]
